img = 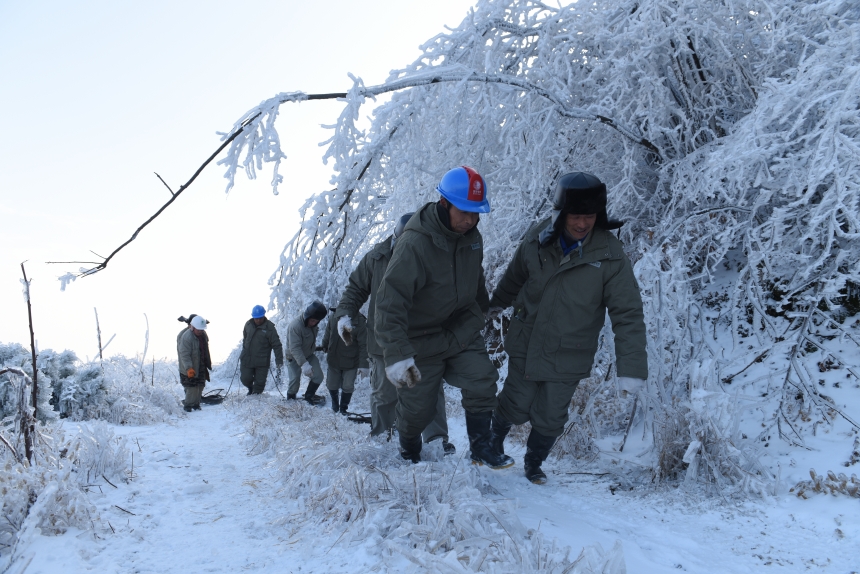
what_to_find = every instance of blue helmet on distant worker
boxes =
[251,305,266,319]
[436,166,490,213]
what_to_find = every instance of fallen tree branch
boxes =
[50,67,658,283]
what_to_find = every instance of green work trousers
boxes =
[496,355,584,437]
[395,331,498,441]
[369,354,449,441]
[240,364,270,394]
[326,366,358,393]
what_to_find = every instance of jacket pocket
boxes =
[554,339,597,374]
[411,331,448,359]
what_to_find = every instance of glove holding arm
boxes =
[385,357,421,389]
[338,315,354,346]
[616,376,645,397]
[301,362,314,378]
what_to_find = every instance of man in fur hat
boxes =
[488,172,648,484]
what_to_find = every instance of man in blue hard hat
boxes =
[239,305,284,395]
[374,166,513,468]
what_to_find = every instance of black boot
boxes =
[304,382,326,405]
[183,405,193,413]
[399,433,422,464]
[339,392,352,414]
[491,411,513,455]
[523,429,557,485]
[465,410,514,469]
[329,390,340,413]
[287,393,297,400]
[442,440,456,455]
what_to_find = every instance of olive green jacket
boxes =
[375,202,489,367]
[490,219,648,381]
[240,318,284,368]
[335,237,393,357]
[322,312,369,370]
[286,315,319,367]
[177,328,206,375]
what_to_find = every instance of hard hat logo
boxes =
[436,166,490,213]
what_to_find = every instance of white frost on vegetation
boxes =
[204,0,860,496]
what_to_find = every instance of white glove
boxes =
[301,362,314,377]
[357,367,370,379]
[338,315,354,346]
[616,377,645,397]
[385,357,421,389]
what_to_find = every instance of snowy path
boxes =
[16,399,860,574]
[23,403,318,573]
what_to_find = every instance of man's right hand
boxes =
[385,357,421,389]
[301,362,314,377]
[186,368,196,378]
[337,315,354,346]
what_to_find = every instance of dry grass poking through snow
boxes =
[232,395,626,573]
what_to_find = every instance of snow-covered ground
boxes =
[11,382,858,574]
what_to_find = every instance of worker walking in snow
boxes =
[488,172,648,484]
[335,212,455,453]
[374,166,513,467]
[285,301,327,405]
[321,309,368,414]
[239,305,284,395]
[177,315,212,412]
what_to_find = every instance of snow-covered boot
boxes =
[339,392,352,414]
[442,440,456,455]
[329,390,340,413]
[400,433,422,464]
[304,382,326,405]
[491,410,513,455]
[523,429,556,485]
[465,410,514,469]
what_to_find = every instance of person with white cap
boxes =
[177,314,212,412]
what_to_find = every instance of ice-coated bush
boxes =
[0,421,129,569]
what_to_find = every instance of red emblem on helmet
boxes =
[463,166,485,201]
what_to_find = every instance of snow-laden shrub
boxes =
[55,363,107,419]
[234,396,626,573]
[0,343,56,423]
[0,421,128,569]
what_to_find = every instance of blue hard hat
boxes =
[436,166,490,213]
[251,305,266,319]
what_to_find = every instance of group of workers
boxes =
[176,167,648,485]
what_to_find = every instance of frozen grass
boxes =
[231,395,626,573]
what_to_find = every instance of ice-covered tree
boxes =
[132,0,860,494]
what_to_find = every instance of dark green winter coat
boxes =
[240,318,284,368]
[322,312,369,370]
[490,218,648,381]
[375,202,489,367]
[286,315,318,367]
[335,237,393,357]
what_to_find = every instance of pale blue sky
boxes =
[0,0,473,361]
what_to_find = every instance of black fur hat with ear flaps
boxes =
[540,171,623,245]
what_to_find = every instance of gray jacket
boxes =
[286,314,319,366]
